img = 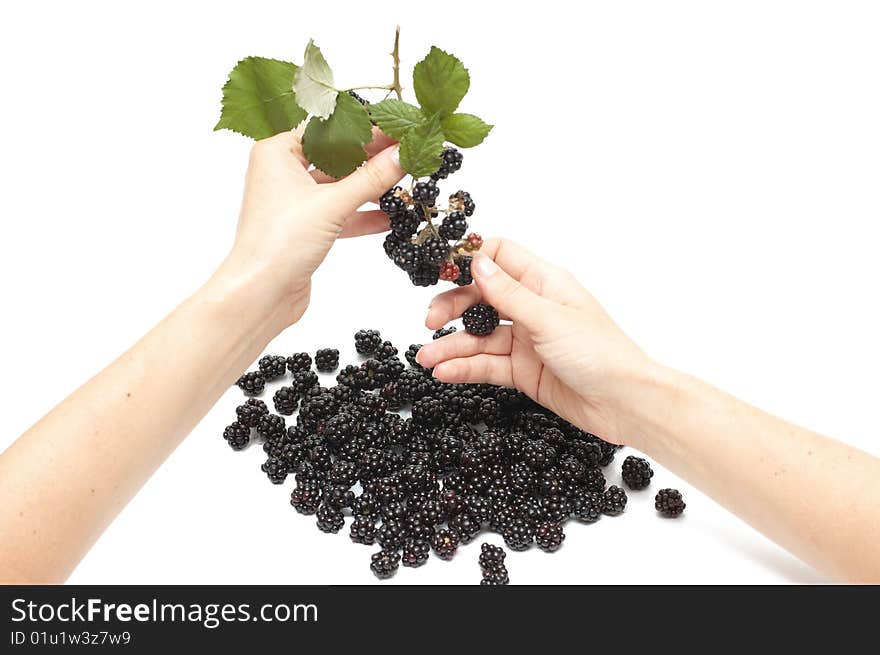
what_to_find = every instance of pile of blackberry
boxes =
[380,147,483,288]
[226,328,684,582]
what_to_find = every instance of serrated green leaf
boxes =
[214,57,307,140]
[368,99,426,139]
[413,47,470,117]
[293,40,338,119]
[399,114,445,177]
[441,113,493,148]
[302,92,372,178]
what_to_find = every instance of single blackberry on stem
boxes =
[390,209,421,239]
[223,421,250,451]
[655,488,686,517]
[462,303,500,336]
[402,539,431,567]
[355,329,382,354]
[235,398,268,428]
[315,504,345,533]
[380,187,407,215]
[454,256,473,286]
[622,455,654,490]
[534,522,566,552]
[602,485,628,516]
[409,262,440,287]
[464,232,483,251]
[349,515,378,545]
[383,233,402,260]
[370,549,401,579]
[290,481,323,514]
[433,327,457,339]
[394,242,421,272]
[291,369,319,395]
[314,348,339,372]
[449,190,476,216]
[286,352,312,373]
[431,528,461,560]
[272,387,299,416]
[422,237,449,266]
[258,355,287,381]
[439,212,468,240]
[236,371,265,396]
[412,179,440,206]
[431,147,464,180]
[439,261,460,282]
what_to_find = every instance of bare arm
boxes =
[0,129,404,583]
[417,239,880,582]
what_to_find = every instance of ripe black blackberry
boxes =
[394,242,421,272]
[256,413,286,440]
[480,567,510,586]
[572,490,603,523]
[272,386,299,416]
[375,340,399,360]
[433,327,457,339]
[655,488,686,517]
[349,515,378,545]
[602,485,628,516]
[449,512,481,543]
[405,344,423,368]
[439,212,467,240]
[235,398,268,428]
[286,352,312,373]
[258,355,287,380]
[412,179,440,206]
[453,256,473,287]
[409,262,440,287]
[261,456,289,484]
[478,543,506,570]
[431,528,461,560]
[322,485,355,511]
[431,147,464,180]
[236,371,265,396]
[502,518,534,551]
[523,440,557,471]
[314,348,339,372]
[449,190,476,216]
[376,519,408,551]
[622,455,654,490]
[370,549,401,579]
[462,303,499,336]
[315,504,345,533]
[402,539,431,567]
[422,236,449,265]
[355,329,382,354]
[412,396,444,426]
[290,481,323,515]
[291,369,319,395]
[223,421,250,451]
[534,522,565,552]
[380,186,407,215]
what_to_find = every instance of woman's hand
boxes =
[216,126,404,329]
[415,238,654,445]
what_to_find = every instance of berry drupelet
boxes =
[236,371,265,396]
[223,421,250,451]
[462,303,500,336]
[655,488,686,517]
[622,455,654,490]
[315,348,340,372]
[235,398,268,428]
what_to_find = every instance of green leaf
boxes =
[293,40,338,119]
[399,114,445,177]
[214,57,307,140]
[441,113,493,148]
[302,92,372,178]
[368,99,426,139]
[413,47,470,118]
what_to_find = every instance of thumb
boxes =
[470,252,552,332]
[329,144,405,211]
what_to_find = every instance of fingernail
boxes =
[473,252,498,278]
[390,145,400,166]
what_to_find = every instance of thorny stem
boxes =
[390,26,403,100]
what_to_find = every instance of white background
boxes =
[1,1,878,584]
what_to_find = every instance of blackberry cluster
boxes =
[622,455,654,490]
[462,303,499,336]
[655,489,686,517]
[380,148,483,287]
[226,327,649,583]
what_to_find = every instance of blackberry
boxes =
[383,233,402,260]
[655,488,686,517]
[394,242,421,272]
[370,549,401,579]
[390,209,420,239]
[466,496,493,524]
[272,386,299,415]
[602,485,628,516]
[422,237,449,266]
[351,492,381,520]
[349,515,378,545]
[315,348,339,372]
[355,329,382,354]
[223,421,250,451]
[431,528,461,560]
[454,256,473,286]
[258,355,287,380]
[322,485,355,511]
[235,398,268,428]
[376,519,408,551]
[462,303,500,336]
[439,212,468,240]
[405,344,423,368]
[291,369,319,394]
[412,179,440,206]
[478,543,506,570]
[480,568,510,586]
[523,440,557,471]
[286,352,312,373]
[336,364,359,388]
[622,455,654,490]
[380,187,407,215]
[409,262,440,287]
[431,147,464,180]
[534,522,565,552]
[412,396,444,426]
[449,190,476,216]
[433,327,457,339]
[376,340,399,360]
[402,539,431,567]
[449,512,482,543]
[315,504,345,533]
[290,481,323,514]
[236,371,265,396]
[502,519,534,551]
[256,413,286,440]
[261,456,289,484]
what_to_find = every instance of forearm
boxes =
[622,365,880,582]
[0,262,284,583]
